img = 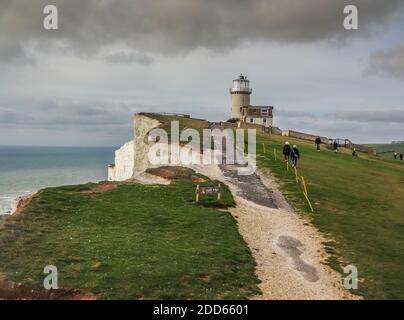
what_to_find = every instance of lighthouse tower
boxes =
[230,74,252,120]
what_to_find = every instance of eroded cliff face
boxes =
[108,113,161,181]
[132,114,161,177]
[108,141,134,181]
[108,113,223,181]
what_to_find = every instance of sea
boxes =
[0,146,116,215]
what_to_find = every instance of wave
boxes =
[0,191,33,215]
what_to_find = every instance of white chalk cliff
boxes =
[108,113,161,181]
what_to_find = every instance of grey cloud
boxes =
[1,0,403,63]
[277,116,402,143]
[371,44,404,78]
[0,100,141,128]
[276,109,316,118]
[334,109,404,123]
[104,52,153,65]
[0,38,35,65]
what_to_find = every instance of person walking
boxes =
[290,145,300,168]
[352,148,358,157]
[333,140,339,153]
[401,154,403,161]
[283,141,291,162]
[315,137,321,151]
[394,152,398,160]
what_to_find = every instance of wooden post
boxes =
[262,143,266,154]
[301,176,309,197]
[300,177,314,212]
[195,184,200,203]
[274,148,277,161]
[286,160,289,171]
[294,167,299,183]
[303,191,314,212]
[217,184,221,201]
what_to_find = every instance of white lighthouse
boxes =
[230,74,252,120]
[230,74,274,127]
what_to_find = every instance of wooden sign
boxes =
[200,187,220,194]
[195,184,222,202]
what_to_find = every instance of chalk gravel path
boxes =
[190,162,358,300]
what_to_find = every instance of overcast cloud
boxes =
[1,0,403,62]
[0,0,404,145]
[335,110,404,123]
[371,44,404,78]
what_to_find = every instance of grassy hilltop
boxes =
[0,176,259,299]
[255,132,404,299]
[367,143,404,160]
[2,113,404,299]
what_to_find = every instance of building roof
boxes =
[242,105,273,117]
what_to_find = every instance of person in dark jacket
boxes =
[394,152,398,160]
[283,141,291,162]
[401,154,403,161]
[333,140,339,153]
[290,145,300,168]
[315,137,321,151]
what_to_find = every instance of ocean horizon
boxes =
[0,146,116,215]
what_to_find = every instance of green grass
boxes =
[255,132,404,299]
[367,143,404,160]
[143,113,210,138]
[142,113,217,149]
[0,179,260,299]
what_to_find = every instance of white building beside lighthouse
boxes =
[230,74,273,128]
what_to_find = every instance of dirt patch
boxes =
[198,275,211,282]
[80,181,118,194]
[0,276,96,300]
[277,235,319,283]
[146,166,206,182]
[132,172,171,185]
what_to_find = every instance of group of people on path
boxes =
[393,152,403,161]
[282,136,361,168]
[282,142,300,168]
[326,138,357,156]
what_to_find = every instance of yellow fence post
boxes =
[300,176,314,212]
[303,192,314,212]
[294,167,299,183]
[274,148,277,161]
[262,143,266,154]
[301,176,309,196]
[286,160,289,171]
[195,184,200,203]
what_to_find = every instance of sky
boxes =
[0,0,404,146]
